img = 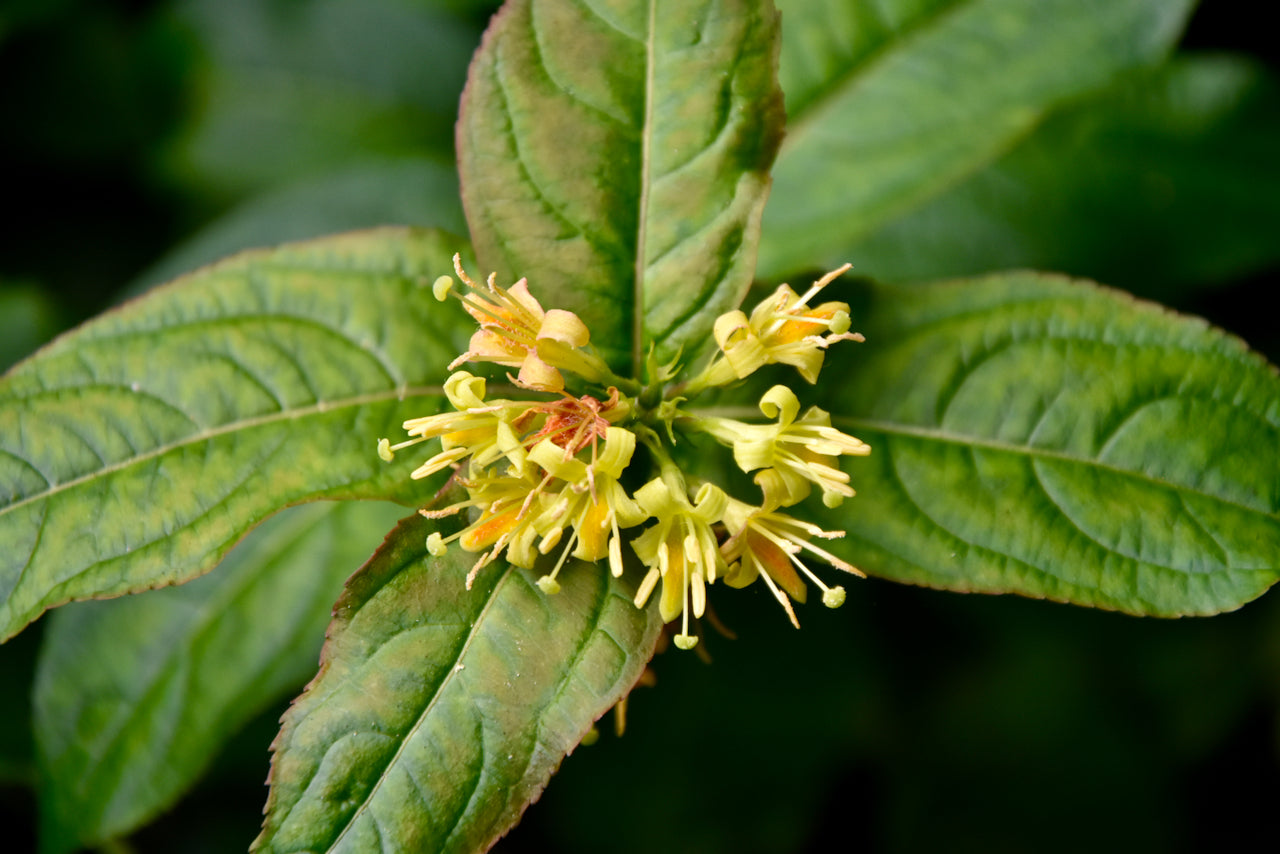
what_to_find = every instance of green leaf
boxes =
[167,0,480,202]
[457,0,784,373]
[0,228,467,641]
[837,55,1280,297]
[254,506,662,853]
[129,158,466,296]
[818,272,1280,616]
[760,0,1195,281]
[33,500,406,854]
[776,0,957,121]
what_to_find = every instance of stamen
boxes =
[674,576,697,649]
[537,529,580,595]
[755,566,800,629]
[634,567,660,608]
[465,551,493,589]
[432,276,455,301]
[679,557,693,638]
[608,526,624,577]
[425,532,448,556]
[674,633,699,650]
[452,253,475,287]
[795,263,851,305]
[755,521,861,576]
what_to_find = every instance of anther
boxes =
[432,276,455,301]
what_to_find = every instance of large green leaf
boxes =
[458,0,784,373]
[760,0,1196,280]
[254,506,663,853]
[0,228,467,641]
[838,55,1280,297]
[34,500,406,854]
[776,0,957,120]
[816,272,1280,615]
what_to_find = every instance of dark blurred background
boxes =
[2,1,1278,852]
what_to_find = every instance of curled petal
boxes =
[692,481,729,522]
[444,371,487,409]
[539,309,590,347]
[713,310,750,348]
[516,353,564,391]
[595,426,637,478]
[759,385,800,424]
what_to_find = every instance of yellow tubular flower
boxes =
[630,475,729,649]
[379,372,531,479]
[699,264,864,388]
[382,250,875,642]
[720,471,864,628]
[526,427,648,592]
[419,468,559,588]
[702,385,870,508]
[434,254,608,390]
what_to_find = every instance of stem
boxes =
[636,425,689,495]
[601,369,643,397]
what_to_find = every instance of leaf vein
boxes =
[323,565,517,853]
[0,386,445,521]
[631,0,658,375]
[840,417,1279,526]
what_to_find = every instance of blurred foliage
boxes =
[2,1,1278,852]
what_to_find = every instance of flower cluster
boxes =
[379,255,870,648]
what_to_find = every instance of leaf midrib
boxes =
[690,405,1276,519]
[323,564,516,853]
[832,415,1278,520]
[631,0,657,376]
[0,385,446,520]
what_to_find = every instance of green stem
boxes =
[636,425,689,494]
[602,369,643,396]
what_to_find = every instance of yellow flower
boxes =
[695,264,863,388]
[702,385,870,508]
[630,474,729,649]
[525,426,647,592]
[434,254,609,390]
[378,372,531,479]
[720,471,863,628]
[378,252,876,646]
[420,468,558,587]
